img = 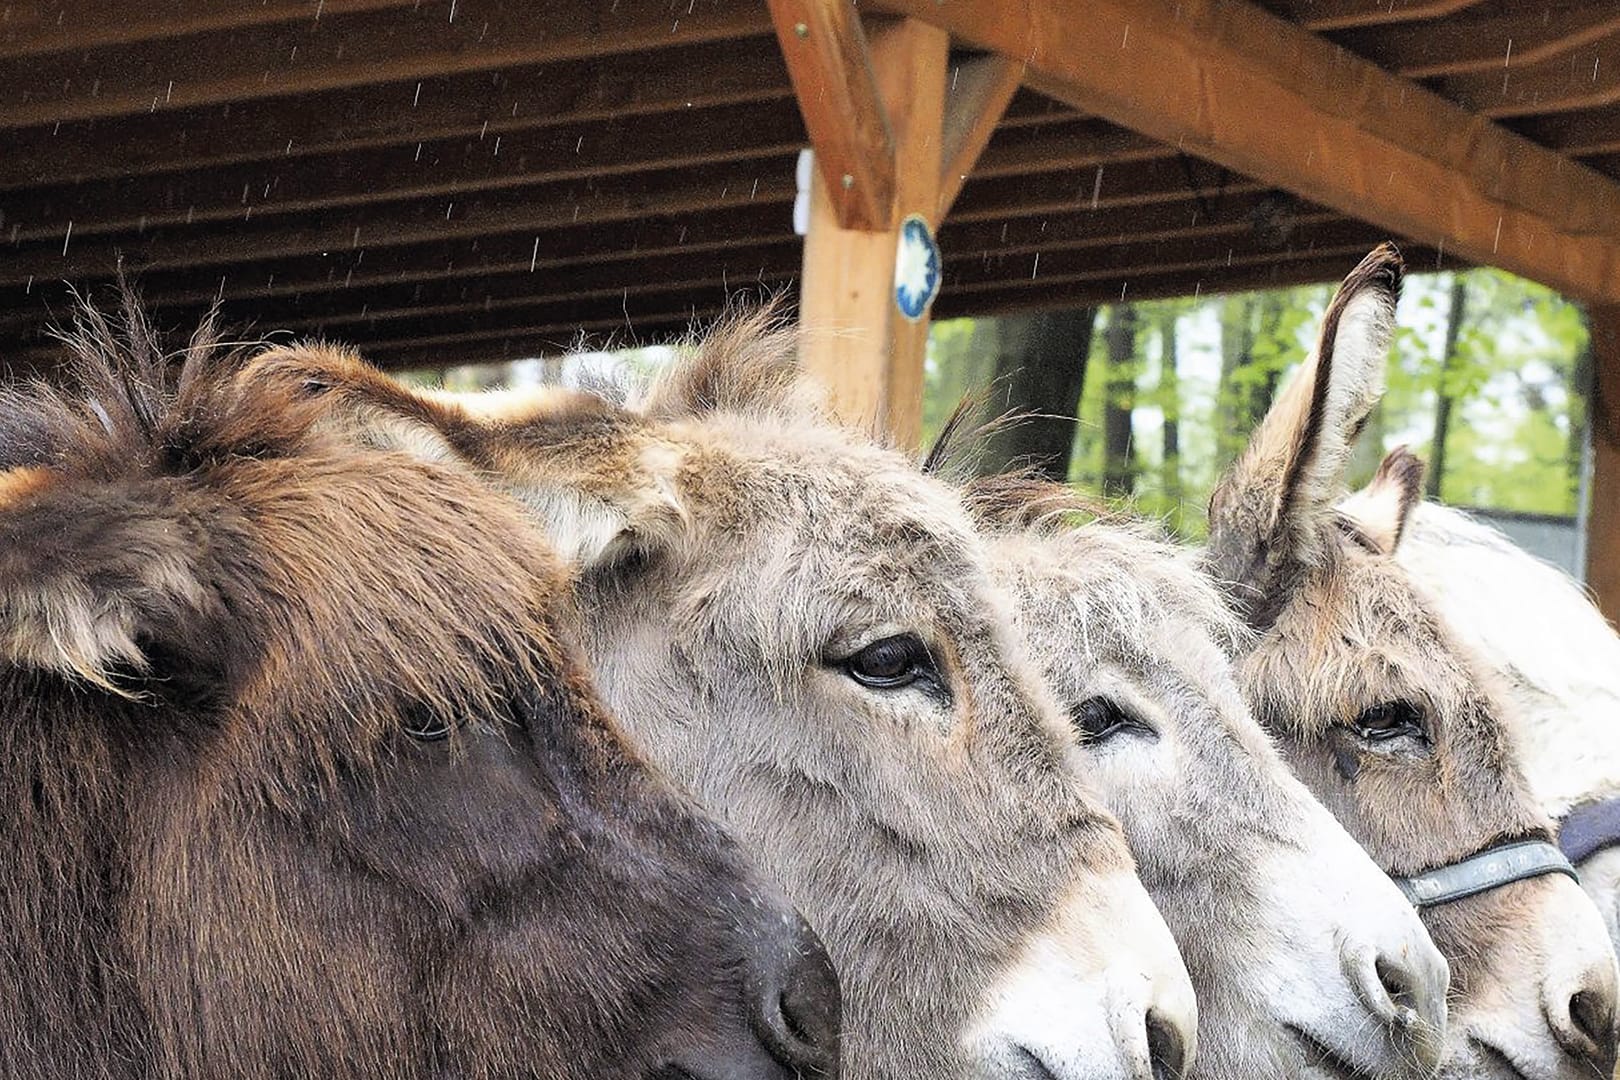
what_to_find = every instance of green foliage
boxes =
[922,267,1590,539]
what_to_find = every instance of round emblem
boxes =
[894,214,942,322]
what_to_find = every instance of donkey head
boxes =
[968,479,1447,1079]
[0,306,837,1080]
[1208,245,1619,1078]
[290,312,1198,1080]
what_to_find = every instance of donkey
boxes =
[1206,244,1620,1078]
[257,317,1199,1080]
[0,303,841,1080]
[954,476,1450,1078]
[1393,497,1620,951]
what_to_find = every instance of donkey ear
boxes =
[1206,243,1403,622]
[0,466,214,695]
[1338,446,1425,555]
[638,306,820,422]
[262,348,688,575]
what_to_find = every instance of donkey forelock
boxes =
[961,474,1248,663]
[0,308,565,773]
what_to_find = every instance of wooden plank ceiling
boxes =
[0,0,1614,371]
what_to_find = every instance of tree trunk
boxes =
[1159,311,1181,504]
[976,307,1098,481]
[1103,305,1137,498]
[1217,294,1257,462]
[1251,293,1286,419]
[1570,308,1594,487]
[1427,274,1469,500]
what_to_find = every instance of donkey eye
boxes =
[402,705,453,743]
[1071,696,1145,743]
[1352,700,1426,742]
[840,634,937,691]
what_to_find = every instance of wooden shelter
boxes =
[2,0,1619,619]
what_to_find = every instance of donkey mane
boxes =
[963,473,1248,659]
[636,302,824,424]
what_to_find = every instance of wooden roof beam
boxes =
[0,151,804,285]
[0,145,1281,296]
[0,34,790,192]
[938,55,1025,216]
[0,234,1454,370]
[767,0,896,229]
[0,110,1165,249]
[0,188,1321,326]
[0,191,1341,331]
[1,97,809,245]
[1,0,418,59]
[1339,9,1620,81]
[1262,0,1488,32]
[0,0,772,130]
[1434,23,1620,118]
[868,0,1620,303]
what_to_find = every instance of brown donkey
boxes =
[1207,245,1619,1079]
[271,320,1197,1080]
[0,304,839,1080]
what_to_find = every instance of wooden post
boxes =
[796,17,947,446]
[1587,305,1620,629]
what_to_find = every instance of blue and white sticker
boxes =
[894,214,941,321]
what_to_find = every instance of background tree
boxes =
[974,308,1098,480]
[1102,306,1139,497]
[899,265,1589,536]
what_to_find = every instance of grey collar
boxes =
[1393,839,1579,909]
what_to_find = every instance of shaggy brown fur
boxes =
[0,303,836,1079]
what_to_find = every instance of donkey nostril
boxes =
[1375,955,1418,1014]
[1146,1009,1186,1080]
[1570,989,1613,1053]
[749,914,841,1079]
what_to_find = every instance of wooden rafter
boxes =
[0,152,804,285]
[0,187,1322,330]
[0,145,1296,312]
[1435,24,1620,118]
[0,208,1392,350]
[1,0,418,58]
[1341,9,1620,80]
[0,0,771,130]
[1264,0,1488,32]
[1510,107,1620,158]
[938,55,1025,216]
[1,111,1162,255]
[0,35,789,192]
[869,0,1620,303]
[1,97,808,244]
[0,190,1341,333]
[766,0,895,229]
